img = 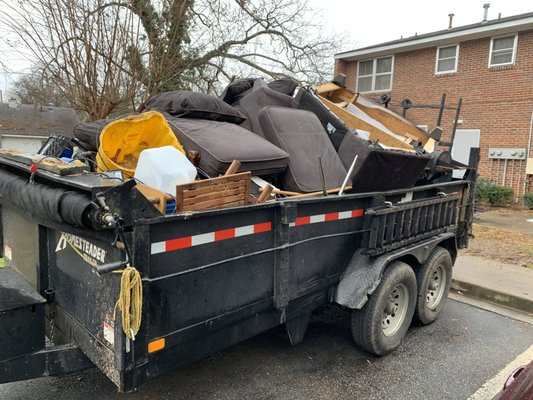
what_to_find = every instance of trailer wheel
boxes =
[351,261,416,356]
[413,246,453,325]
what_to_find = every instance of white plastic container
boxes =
[134,146,197,194]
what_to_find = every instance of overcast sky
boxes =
[0,0,531,96]
[312,0,532,51]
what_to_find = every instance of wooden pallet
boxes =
[175,172,251,212]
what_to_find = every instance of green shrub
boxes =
[475,178,513,206]
[524,192,533,210]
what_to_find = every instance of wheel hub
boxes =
[426,264,447,310]
[382,283,409,337]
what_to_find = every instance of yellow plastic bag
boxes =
[96,111,184,177]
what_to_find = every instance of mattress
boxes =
[167,118,289,177]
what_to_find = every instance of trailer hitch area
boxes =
[96,220,132,276]
[89,195,133,276]
[93,195,120,229]
[95,258,129,276]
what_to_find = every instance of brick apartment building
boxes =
[334,10,533,196]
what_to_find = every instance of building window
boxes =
[435,45,458,74]
[489,34,517,67]
[357,56,393,93]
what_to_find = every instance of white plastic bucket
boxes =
[134,146,197,194]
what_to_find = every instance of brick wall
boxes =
[338,30,533,196]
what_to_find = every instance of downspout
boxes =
[524,108,533,195]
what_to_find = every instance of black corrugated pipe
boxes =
[0,169,93,228]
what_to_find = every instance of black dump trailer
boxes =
[0,148,478,392]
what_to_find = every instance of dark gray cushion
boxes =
[338,132,431,193]
[145,91,246,124]
[267,77,299,96]
[238,87,297,138]
[167,118,289,177]
[258,107,348,193]
[220,78,255,105]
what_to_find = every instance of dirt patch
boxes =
[464,224,533,267]
[474,208,533,235]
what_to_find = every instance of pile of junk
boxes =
[6,74,465,216]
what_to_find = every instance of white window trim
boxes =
[435,44,459,75]
[488,33,518,67]
[356,56,394,93]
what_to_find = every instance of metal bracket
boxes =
[488,148,526,160]
[273,203,296,310]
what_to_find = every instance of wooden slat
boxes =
[354,97,431,146]
[224,160,241,176]
[177,172,250,191]
[318,82,431,147]
[257,184,273,203]
[315,82,342,95]
[318,96,414,151]
[315,83,435,151]
[182,181,245,197]
[182,187,246,206]
[289,186,353,198]
[175,172,251,212]
[316,83,354,102]
[184,196,246,211]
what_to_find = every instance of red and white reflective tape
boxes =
[289,209,364,227]
[151,222,272,254]
[151,208,364,254]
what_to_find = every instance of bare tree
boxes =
[10,69,69,107]
[1,0,343,120]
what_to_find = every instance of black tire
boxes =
[351,261,417,356]
[413,246,453,325]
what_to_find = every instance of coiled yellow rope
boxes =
[113,266,142,339]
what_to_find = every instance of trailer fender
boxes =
[334,233,456,309]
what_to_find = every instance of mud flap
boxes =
[285,311,311,345]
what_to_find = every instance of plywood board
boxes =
[318,96,414,151]
[315,83,433,149]
[355,95,431,146]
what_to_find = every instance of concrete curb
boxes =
[451,279,533,315]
